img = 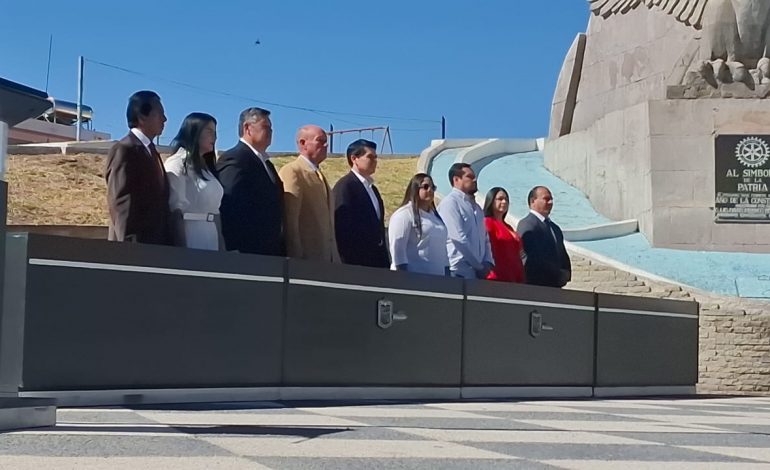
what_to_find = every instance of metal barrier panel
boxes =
[0,183,19,393]
[16,234,285,390]
[463,282,595,386]
[284,260,464,386]
[596,293,698,387]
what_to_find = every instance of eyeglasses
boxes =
[419,183,437,191]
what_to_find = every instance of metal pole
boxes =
[329,123,334,154]
[0,121,8,181]
[45,34,53,93]
[441,116,446,139]
[76,56,84,142]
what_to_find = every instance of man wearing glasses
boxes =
[437,163,494,279]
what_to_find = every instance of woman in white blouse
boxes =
[164,113,224,250]
[388,173,450,276]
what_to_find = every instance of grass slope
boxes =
[6,154,418,226]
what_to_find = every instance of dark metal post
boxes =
[329,123,334,154]
[441,116,446,139]
[76,56,84,142]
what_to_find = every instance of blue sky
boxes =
[2,1,590,153]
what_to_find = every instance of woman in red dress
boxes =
[483,187,525,283]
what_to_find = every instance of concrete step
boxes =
[0,397,56,432]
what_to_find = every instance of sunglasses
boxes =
[419,183,437,191]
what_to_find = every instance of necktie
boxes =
[317,170,329,198]
[372,184,383,220]
[147,142,165,185]
[264,159,278,184]
[545,218,558,243]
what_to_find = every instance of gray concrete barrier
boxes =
[463,280,595,389]
[6,234,284,391]
[283,259,464,387]
[594,293,699,394]
[0,234,699,404]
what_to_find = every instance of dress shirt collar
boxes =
[451,187,475,202]
[351,168,374,187]
[240,138,269,164]
[130,128,153,149]
[529,209,547,223]
[299,154,319,172]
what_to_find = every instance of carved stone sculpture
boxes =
[588,0,770,89]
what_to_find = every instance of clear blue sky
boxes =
[2,1,590,153]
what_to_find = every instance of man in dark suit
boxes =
[332,139,389,268]
[216,107,284,256]
[105,90,170,244]
[517,186,571,288]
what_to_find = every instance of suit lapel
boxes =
[126,133,167,191]
[348,172,379,222]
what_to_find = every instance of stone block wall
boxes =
[568,252,770,395]
[571,9,695,133]
[546,98,770,252]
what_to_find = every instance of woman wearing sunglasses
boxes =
[388,173,450,276]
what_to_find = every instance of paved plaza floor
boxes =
[1,396,770,469]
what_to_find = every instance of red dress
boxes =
[484,217,525,283]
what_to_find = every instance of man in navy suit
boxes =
[332,139,389,268]
[517,186,571,287]
[216,107,285,256]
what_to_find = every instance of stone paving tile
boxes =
[598,431,770,447]
[4,397,770,469]
[467,442,756,462]
[0,434,233,457]
[250,457,561,470]
[0,456,269,470]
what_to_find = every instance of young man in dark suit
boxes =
[105,90,170,244]
[517,186,572,287]
[216,107,285,256]
[332,139,389,268]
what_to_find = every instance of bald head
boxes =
[296,125,328,165]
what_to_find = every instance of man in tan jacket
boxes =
[278,125,340,262]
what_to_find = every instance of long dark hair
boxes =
[400,173,437,239]
[170,112,217,179]
[483,186,509,219]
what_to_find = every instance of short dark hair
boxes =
[346,139,377,166]
[126,90,161,128]
[238,107,271,137]
[448,162,471,185]
[527,185,550,205]
[483,187,509,218]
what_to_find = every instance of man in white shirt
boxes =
[332,139,389,268]
[437,163,494,279]
[217,107,285,256]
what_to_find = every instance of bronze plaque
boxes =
[715,135,770,223]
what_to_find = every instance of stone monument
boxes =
[546,0,770,252]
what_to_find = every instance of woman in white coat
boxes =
[164,112,224,250]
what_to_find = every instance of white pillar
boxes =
[0,121,8,181]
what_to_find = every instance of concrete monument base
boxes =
[0,397,55,431]
[545,98,770,253]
